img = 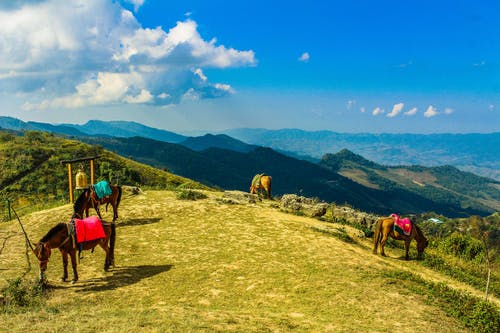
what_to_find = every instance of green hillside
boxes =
[321,149,500,213]
[0,130,206,217]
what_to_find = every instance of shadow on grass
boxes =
[117,217,162,227]
[75,264,173,292]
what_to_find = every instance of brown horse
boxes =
[74,183,122,222]
[373,217,428,260]
[32,218,115,283]
[250,174,272,199]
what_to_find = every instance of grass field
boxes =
[0,190,498,332]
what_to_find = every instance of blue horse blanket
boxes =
[93,180,112,199]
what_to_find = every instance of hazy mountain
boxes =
[79,135,497,217]
[180,134,258,153]
[222,128,500,181]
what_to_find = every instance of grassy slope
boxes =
[1,190,497,332]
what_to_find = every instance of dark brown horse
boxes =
[74,183,122,222]
[32,218,115,283]
[250,174,272,199]
[373,217,428,260]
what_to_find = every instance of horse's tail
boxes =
[109,222,116,265]
[116,185,122,208]
[373,219,382,253]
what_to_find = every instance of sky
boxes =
[0,0,498,134]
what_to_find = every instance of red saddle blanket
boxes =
[74,216,105,243]
[391,214,412,236]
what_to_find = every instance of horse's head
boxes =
[33,242,51,279]
[416,230,429,259]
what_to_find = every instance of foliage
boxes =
[176,189,208,201]
[0,277,46,312]
[383,270,500,333]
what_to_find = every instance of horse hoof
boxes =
[61,277,67,282]
[71,280,77,284]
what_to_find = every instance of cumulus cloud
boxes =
[1,0,256,109]
[424,105,438,117]
[404,107,418,116]
[298,52,310,62]
[372,107,384,116]
[386,102,404,118]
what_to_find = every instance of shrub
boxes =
[176,190,208,201]
[1,277,46,312]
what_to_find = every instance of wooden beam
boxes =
[60,155,100,165]
[67,163,74,203]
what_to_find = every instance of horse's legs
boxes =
[100,242,110,271]
[380,233,389,257]
[61,250,69,282]
[69,250,78,283]
[404,239,411,260]
[112,204,117,222]
[85,207,89,218]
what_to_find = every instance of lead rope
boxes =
[11,206,33,276]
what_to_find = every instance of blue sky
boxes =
[0,0,498,133]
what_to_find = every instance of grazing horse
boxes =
[32,217,116,283]
[250,174,272,199]
[74,182,122,222]
[373,216,428,260]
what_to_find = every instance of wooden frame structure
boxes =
[60,156,100,203]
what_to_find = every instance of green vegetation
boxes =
[0,129,208,221]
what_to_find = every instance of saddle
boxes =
[391,214,412,236]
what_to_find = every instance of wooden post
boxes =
[90,159,95,185]
[67,163,74,203]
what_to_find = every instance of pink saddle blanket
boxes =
[391,214,412,236]
[74,216,105,243]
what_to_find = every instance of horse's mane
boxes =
[73,189,89,213]
[40,223,66,242]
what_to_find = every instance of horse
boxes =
[74,182,122,222]
[250,174,272,199]
[372,216,428,260]
[32,217,116,283]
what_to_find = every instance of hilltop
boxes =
[0,190,498,332]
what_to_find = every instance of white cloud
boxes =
[360,106,366,113]
[372,107,384,116]
[0,0,256,108]
[125,0,145,13]
[444,107,454,115]
[298,52,310,62]
[404,107,418,116]
[346,100,356,110]
[387,102,404,118]
[489,104,495,111]
[424,105,438,118]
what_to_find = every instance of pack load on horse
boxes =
[249,173,272,199]
[372,213,428,260]
[74,180,122,222]
[32,215,116,283]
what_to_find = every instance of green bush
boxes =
[176,190,208,201]
[438,232,485,262]
[1,277,46,312]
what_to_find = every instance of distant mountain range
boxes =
[222,128,500,181]
[1,116,498,217]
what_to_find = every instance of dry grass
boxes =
[0,190,492,332]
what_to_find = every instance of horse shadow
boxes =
[117,217,162,227]
[74,264,173,292]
